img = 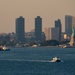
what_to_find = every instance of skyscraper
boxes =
[65,15,75,39]
[55,19,62,42]
[35,16,42,43]
[65,15,72,39]
[16,16,25,42]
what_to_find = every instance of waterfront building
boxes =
[16,16,25,42]
[55,19,62,42]
[35,16,42,43]
[61,32,66,41]
[51,27,60,41]
[44,28,51,40]
[65,15,75,39]
[63,33,68,40]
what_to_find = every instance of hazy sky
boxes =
[0,0,75,33]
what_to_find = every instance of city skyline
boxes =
[0,0,75,33]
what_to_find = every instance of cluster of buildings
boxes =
[16,16,62,44]
[16,16,45,44]
[44,19,62,42]
[44,15,75,46]
[15,15,75,45]
[0,15,75,46]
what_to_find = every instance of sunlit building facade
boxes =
[44,28,51,40]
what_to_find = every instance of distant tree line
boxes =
[41,40,59,46]
[41,40,70,46]
[0,33,70,47]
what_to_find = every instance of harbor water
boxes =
[0,47,75,75]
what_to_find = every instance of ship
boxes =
[0,46,10,51]
[50,57,62,62]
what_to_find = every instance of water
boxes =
[0,47,75,75]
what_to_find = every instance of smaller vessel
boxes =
[0,46,10,51]
[32,45,38,47]
[50,57,61,62]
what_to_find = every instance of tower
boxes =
[55,19,62,42]
[35,16,42,43]
[16,16,25,42]
[65,15,73,39]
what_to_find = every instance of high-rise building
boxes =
[55,19,62,42]
[65,15,72,39]
[51,27,60,41]
[65,15,75,39]
[35,16,42,43]
[16,16,25,42]
[44,28,51,40]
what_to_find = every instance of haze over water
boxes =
[0,0,75,33]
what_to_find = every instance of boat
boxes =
[32,45,38,47]
[50,57,62,62]
[0,46,10,51]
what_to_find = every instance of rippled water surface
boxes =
[0,47,75,75]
